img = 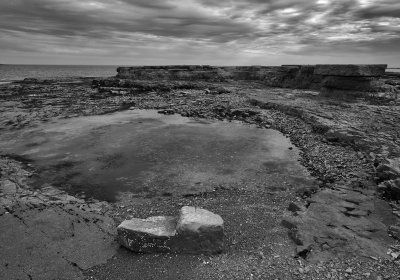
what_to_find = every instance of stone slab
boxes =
[175,206,224,254]
[177,206,224,233]
[117,206,224,254]
[314,64,387,77]
[117,216,177,253]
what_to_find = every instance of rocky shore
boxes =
[1,65,400,279]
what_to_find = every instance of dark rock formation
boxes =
[114,64,389,95]
[263,65,322,89]
[316,64,388,96]
[321,76,376,91]
[378,179,400,200]
[116,65,276,82]
[314,64,387,76]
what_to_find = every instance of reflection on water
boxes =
[0,110,313,201]
[0,64,118,82]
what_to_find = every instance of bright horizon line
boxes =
[1,63,399,67]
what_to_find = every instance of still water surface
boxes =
[0,110,313,201]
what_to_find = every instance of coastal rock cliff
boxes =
[114,64,392,95]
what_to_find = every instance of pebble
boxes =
[345,268,352,274]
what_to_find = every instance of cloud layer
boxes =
[0,0,399,65]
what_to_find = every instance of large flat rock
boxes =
[117,206,224,254]
[117,216,177,253]
[314,64,387,77]
[282,188,395,261]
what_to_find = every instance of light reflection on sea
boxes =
[0,64,119,82]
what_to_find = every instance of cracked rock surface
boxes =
[0,157,118,280]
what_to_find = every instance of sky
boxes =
[0,0,399,66]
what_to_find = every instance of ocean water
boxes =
[0,64,119,83]
[1,64,398,85]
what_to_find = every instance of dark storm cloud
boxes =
[119,0,176,10]
[0,0,256,41]
[356,0,400,19]
[0,0,399,65]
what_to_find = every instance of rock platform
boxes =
[117,206,224,254]
[113,64,394,95]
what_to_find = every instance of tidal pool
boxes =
[0,110,313,201]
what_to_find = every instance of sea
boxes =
[0,64,120,84]
[1,64,399,85]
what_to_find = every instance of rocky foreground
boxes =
[1,66,400,279]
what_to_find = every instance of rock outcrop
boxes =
[314,64,387,76]
[117,206,224,254]
[316,64,387,95]
[113,64,389,95]
[282,187,394,261]
[116,65,273,81]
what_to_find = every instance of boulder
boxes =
[117,216,177,253]
[117,206,224,254]
[314,64,387,77]
[175,206,224,254]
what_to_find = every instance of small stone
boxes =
[345,268,352,274]
[281,217,298,229]
[288,202,305,213]
[388,225,400,240]
[0,180,17,194]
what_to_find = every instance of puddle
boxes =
[0,110,313,201]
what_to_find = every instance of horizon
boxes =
[1,0,400,66]
[1,63,400,68]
